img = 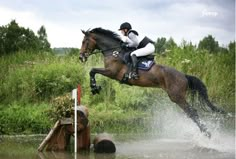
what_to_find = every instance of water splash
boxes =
[149,100,235,154]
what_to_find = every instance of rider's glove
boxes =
[121,42,129,49]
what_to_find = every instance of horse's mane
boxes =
[90,28,122,43]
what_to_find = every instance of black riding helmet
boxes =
[119,22,132,30]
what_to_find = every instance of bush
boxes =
[0,103,51,134]
[0,52,85,104]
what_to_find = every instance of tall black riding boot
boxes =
[131,54,139,79]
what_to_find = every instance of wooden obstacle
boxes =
[38,107,90,152]
[38,85,116,153]
[37,118,73,151]
[93,133,116,153]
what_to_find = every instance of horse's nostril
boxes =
[79,54,84,59]
[79,54,87,62]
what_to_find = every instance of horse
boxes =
[79,27,225,138]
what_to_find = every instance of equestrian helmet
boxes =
[119,22,132,30]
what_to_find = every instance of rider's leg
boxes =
[130,54,139,79]
[130,43,155,57]
[130,44,155,79]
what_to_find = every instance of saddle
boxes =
[118,48,155,84]
[120,49,155,71]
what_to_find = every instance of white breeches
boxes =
[130,43,155,57]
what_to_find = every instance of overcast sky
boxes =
[0,0,235,48]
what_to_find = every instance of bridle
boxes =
[79,35,95,62]
[80,34,122,61]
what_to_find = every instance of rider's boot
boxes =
[131,54,139,80]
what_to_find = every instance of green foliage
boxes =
[166,37,177,49]
[155,37,177,54]
[0,51,85,104]
[89,105,149,133]
[0,20,51,55]
[228,41,235,54]
[198,35,219,53]
[68,48,80,56]
[0,103,51,134]
[0,38,234,135]
[157,44,235,111]
[155,37,166,53]
[37,26,51,51]
[48,93,73,121]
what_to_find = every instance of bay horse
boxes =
[79,27,225,138]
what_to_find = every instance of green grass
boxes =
[0,103,51,134]
[0,48,234,134]
[157,47,235,111]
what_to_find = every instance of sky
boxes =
[0,0,235,48]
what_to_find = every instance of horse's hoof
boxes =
[91,86,102,95]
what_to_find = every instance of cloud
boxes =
[0,0,235,47]
[0,6,83,47]
[0,6,46,33]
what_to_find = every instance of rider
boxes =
[119,22,155,79]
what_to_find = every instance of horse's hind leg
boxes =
[168,93,211,138]
[182,103,211,138]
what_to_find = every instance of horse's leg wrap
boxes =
[90,78,96,87]
[89,70,101,95]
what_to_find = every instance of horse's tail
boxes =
[185,74,226,114]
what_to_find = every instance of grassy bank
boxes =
[0,48,235,134]
[157,46,235,111]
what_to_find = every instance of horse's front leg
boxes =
[89,68,113,95]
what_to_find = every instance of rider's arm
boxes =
[126,32,139,48]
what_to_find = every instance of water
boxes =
[0,106,235,159]
[0,133,234,159]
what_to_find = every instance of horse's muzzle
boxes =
[79,53,88,63]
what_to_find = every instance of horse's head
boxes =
[80,28,123,62]
[79,30,97,62]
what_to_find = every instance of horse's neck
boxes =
[96,36,121,53]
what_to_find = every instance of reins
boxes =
[88,46,122,57]
[101,46,121,53]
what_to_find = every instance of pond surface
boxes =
[0,132,235,159]
[0,109,235,159]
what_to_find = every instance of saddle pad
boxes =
[137,60,155,71]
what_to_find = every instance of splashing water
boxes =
[149,100,235,154]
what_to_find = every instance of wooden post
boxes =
[37,120,61,152]
[72,88,77,153]
[72,84,81,153]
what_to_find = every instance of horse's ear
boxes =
[81,29,86,35]
[81,29,88,35]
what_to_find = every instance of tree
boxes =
[4,20,23,54]
[0,25,7,54]
[37,25,50,51]
[0,20,51,55]
[198,35,219,53]
[165,37,177,49]
[155,37,166,53]
[228,41,235,54]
